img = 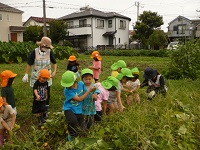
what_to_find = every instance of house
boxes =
[23,16,55,30]
[168,15,200,43]
[0,2,25,42]
[58,6,131,50]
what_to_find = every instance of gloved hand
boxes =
[22,74,28,83]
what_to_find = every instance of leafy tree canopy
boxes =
[23,26,43,43]
[133,11,164,46]
[149,30,168,48]
[48,20,68,44]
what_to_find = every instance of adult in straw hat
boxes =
[22,36,57,118]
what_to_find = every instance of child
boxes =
[140,67,168,100]
[116,68,134,111]
[61,71,96,141]
[111,60,126,77]
[125,67,141,105]
[80,68,100,129]
[89,51,102,83]
[101,76,119,116]
[0,70,17,114]
[67,55,80,78]
[32,69,50,127]
[94,81,109,121]
[0,97,16,146]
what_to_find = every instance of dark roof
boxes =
[58,7,131,21]
[168,15,192,25]
[103,30,117,36]
[0,2,23,13]
[23,16,55,26]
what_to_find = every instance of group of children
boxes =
[64,50,168,141]
[0,50,168,145]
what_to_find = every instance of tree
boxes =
[133,11,164,47]
[23,26,43,42]
[149,30,168,49]
[48,20,68,44]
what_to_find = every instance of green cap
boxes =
[61,71,77,87]
[81,68,93,76]
[111,60,126,71]
[102,76,119,89]
[116,68,134,80]
[131,67,140,75]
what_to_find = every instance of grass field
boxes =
[0,54,200,149]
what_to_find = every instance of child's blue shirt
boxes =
[63,82,83,114]
[78,81,100,115]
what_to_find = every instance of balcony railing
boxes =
[68,24,91,29]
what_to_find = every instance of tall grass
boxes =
[0,54,199,149]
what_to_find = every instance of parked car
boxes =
[167,41,179,50]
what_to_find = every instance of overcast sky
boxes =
[2,0,200,31]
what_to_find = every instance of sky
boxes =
[2,0,200,32]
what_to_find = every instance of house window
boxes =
[119,20,126,28]
[97,19,104,28]
[108,20,112,28]
[67,21,74,28]
[119,38,120,43]
[0,14,2,21]
[178,25,186,34]
[7,14,9,21]
[79,19,87,27]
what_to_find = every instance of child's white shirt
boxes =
[126,79,140,92]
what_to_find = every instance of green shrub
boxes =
[163,39,200,80]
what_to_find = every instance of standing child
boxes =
[125,67,141,105]
[0,97,16,146]
[111,60,126,78]
[67,55,80,78]
[61,71,96,141]
[94,82,109,122]
[89,51,102,83]
[0,70,17,114]
[101,76,119,116]
[80,68,100,129]
[32,69,50,127]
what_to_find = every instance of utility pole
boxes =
[135,1,140,22]
[43,0,47,36]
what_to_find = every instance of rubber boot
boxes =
[45,105,49,119]
[37,116,43,127]
[67,134,74,142]
[0,134,4,146]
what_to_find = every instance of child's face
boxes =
[121,77,129,84]
[82,75,93,86]
[72,80,78,89]
[39,77,48,83]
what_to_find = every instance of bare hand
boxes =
[89,86,96,92]
[51,71,56,78]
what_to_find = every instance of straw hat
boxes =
[36,36,54,49]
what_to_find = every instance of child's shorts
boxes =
[32,100,46,114]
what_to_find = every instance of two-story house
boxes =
[168,15,200,42]
[58,6,131,50]
[0,2,25,42]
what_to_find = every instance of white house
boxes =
[168,15,200,42]
[58,6,131,50]
[0,2,25,42]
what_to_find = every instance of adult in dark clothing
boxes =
[140,68,168,99]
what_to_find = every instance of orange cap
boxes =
[39,69,50,80]
[0,97,4,107]
[68,55,77,61]
[91,51,102,60]
[0,70,17,87]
